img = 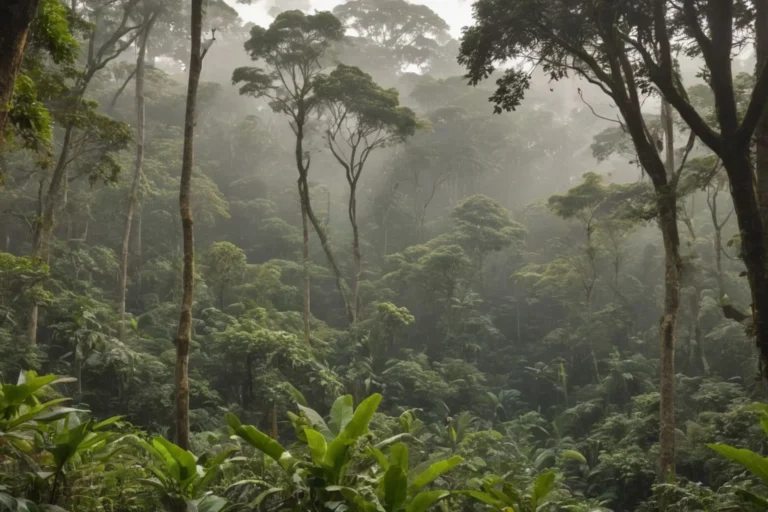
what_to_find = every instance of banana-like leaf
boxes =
[305,428,328,466]
[406,490,451,512]
[328,395,354,436]
[227,414,295,472]
[381,466,408,512]
[323,394,382,479]
[298,404,333,439]
[192,494,227,512]
[374,433,419,450]
[389,443,409,472]
[561,450,587,464]
[708,443,768,484]
[409,456,462,494]
[152,437,198,484]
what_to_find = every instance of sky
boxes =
[232,0,474,38]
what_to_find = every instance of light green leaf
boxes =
[305,428,328,466]
[381,466,408,512]
[406,490,451,512]
[329,395,354,436]
[708,443,768,484]
[561,450,587,464]
[409,456,462,494]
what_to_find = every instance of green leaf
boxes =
[736,489,768,507]
[233,424,295,472]
[389,443,409,472]
[297,404,333,439]
[531,471,556,507]
[461,490,506,508]
[193,494,228,512]
[409,456,462,494]
[329,395,355,436]
[406,491,451,512]
[153,437,198,483]
[561,450,587,464]
[305,428,328,466]
[342,394,382,440]
[381,466,408,512]
[708,443,768,484]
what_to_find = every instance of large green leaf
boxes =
[192,494,227,512]
[341,394,382,440]
[323,394,382,479]
[409,456,462,494]
[381,466,408,512]
[406,491,451,512]
[561,450,586,464]
[305,428,328,466]
[153,437,198,484]
[328,395,354,436]
[708,443,768,484]
[297,404,333,439]
[531,471,556,508]
[389,443,409,472]
[230,421,295,472]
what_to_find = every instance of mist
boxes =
[0,0,763,510]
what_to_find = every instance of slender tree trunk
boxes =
[658,99,681,483]
[119,13,155,341]
[658,195,681,482]
[349,183,362,323]
[299,175,355,324]
[0,0,40,169]
[175,0,205,450]
[299,181,311,345]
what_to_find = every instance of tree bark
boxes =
[0,0,40,170]
[299,182,311,345]
[119,12,156,341]
[175,0,206,450]
[349,182,362,323]
[756,0,768,227]
[299,176,355,324]
[658,194,681,482]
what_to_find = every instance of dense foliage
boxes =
[2,0,768,511]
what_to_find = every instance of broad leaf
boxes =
[409,456,462,494]
[708,443,768,484]
[329,395,354,436]
[305,428,328,466]
[381,466,408,512]
[406,491,451,512]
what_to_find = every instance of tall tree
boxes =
[315,64,420,322]
[459,0,696,480]
[175,0,213,450]
[620,0,768,373]
[118,5,158,341]
[232,10,345,335]
[0,0,40,170]
[28,0,141,345]
[332,0,450,74]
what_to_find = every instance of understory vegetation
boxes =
[3,0,768,511]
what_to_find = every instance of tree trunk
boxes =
[658,99,681,483]
[175,0,205,451]
[722,151,768,373]
[119,13,155,341]
[349,183,362,323]
[299,175,355,324]
[0,0,40,169]
[299,182,311,345]
[658,193,682,482]
[756,0,768,227]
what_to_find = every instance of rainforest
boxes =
[2,0,768,510]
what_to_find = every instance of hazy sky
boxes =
[233,0,474,37]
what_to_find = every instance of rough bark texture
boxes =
[0,0,40,167]
[756,0,768,227]
[658,193,681,482]
[299,182,311,345]
[175,0,205,450]
[119,13,156,341]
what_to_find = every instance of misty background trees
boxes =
[1,0,768,511]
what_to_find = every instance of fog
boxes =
[0,1,759,509]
